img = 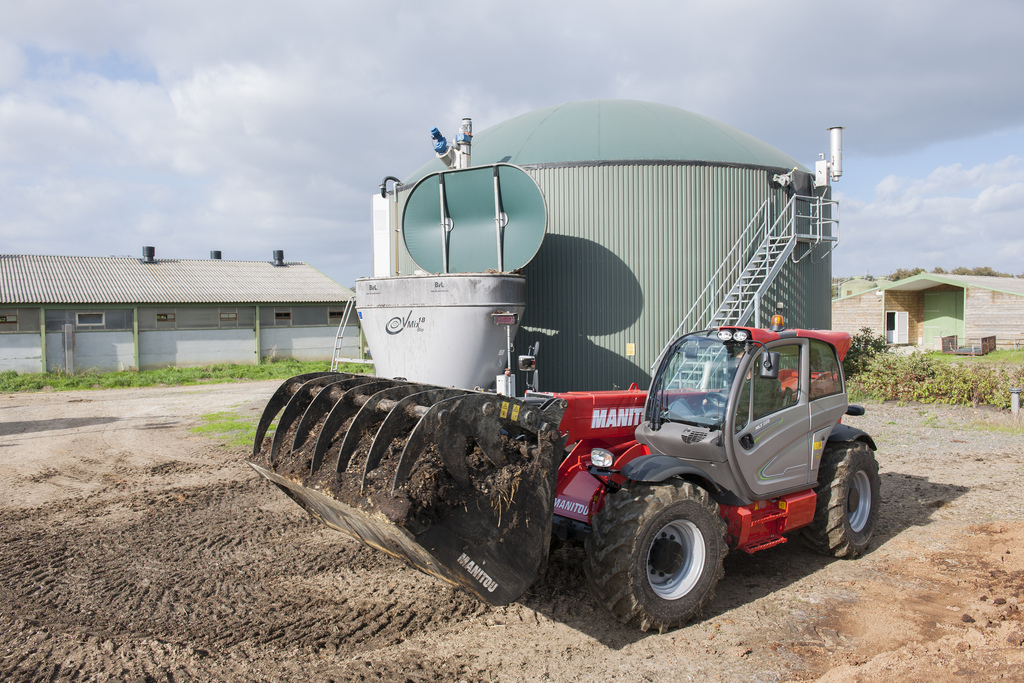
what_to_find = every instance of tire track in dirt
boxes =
[0,471,486,681]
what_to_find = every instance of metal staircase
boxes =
[655,194,838,368]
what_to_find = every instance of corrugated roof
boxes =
[878,273,1024,296]
[0,254,354,305]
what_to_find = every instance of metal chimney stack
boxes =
[210,250,222,260]
[142,246,156,263]
[829,126,844,181]
[273,250,285,266]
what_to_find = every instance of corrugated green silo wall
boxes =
[516,162,827,392]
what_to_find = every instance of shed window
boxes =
[156,313,175,322]
[0,314,16,324]
[328,310,346,320]
[220,312,238,322]
[275,311,291,321]
[77,312,105,326]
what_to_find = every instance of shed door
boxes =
[923,291,964,348]
[885,311,908,344]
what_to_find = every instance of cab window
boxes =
[734,344,801,432]
[809,339,842,399]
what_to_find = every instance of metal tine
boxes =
[359,389,468,483]
[326,383,434,477]
[393,394,533,495]
[269,374,353,470]
[391,395,472,490]
[292,377,383,465]
[303,378,406,476]
[252,372,338,460]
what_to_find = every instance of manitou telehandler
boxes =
[250,320,879,632]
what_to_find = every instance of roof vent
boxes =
[210,250,222,260]
[273,250,285,266]
[142,246,156,263]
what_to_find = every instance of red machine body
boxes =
[543,326,850,555]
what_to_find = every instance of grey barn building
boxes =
[0,251,358,373]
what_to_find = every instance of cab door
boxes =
[807,338,848,484]
[730,341,812,499]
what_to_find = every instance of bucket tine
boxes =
[252,372,341,462]
[361,389,468,479]
[392,394,538,493]
[322,383,434,478]
[284,377,385,481]
[269,375,351,470]
[304,379,406,477]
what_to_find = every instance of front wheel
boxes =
[802,440,881,558]
[584,482,727,632]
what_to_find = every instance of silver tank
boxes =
[356,273,525,390]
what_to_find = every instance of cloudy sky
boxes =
[2,0,1022,286]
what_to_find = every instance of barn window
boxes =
[0,314,16,324]
[275,311,291,321]
[77,312,104,326]
[156,313,175,322]
[220,312,237,322]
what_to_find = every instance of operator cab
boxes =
[639,324,849,505]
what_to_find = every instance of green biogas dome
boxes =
[393,100,837,391]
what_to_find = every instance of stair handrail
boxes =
[653,194,800,370]
[719,202,798,326]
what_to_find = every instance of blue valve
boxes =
[430,127,448,155]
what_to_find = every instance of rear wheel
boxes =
[802,440,880,558]
[584,482,727,632]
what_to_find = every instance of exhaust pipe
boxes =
[829,126,844,181]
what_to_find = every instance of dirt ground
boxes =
[2,381,1023,682]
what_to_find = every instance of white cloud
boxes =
[835,157,1024,276]
[0,39,26,87]
[2,1,1024,285]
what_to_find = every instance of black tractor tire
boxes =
[802,440,881,558]
[583,481,727,632]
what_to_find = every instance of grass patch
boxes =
[0,360,374,393]
[191,409,268,449]
[968,418,1024,435]
[921,349,1024,365]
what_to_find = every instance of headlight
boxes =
[732,329,749,342]
[590,448,614,468]
[716,329,733,341]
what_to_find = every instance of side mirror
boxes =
[846,404,865,416]
[758,352,780,380]
[518,355,536,372]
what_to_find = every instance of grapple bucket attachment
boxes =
[250,373,568,606]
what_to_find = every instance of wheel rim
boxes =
[847,469,872,533]
[646,519,705,600]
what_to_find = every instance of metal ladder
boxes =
[330,299,373,371]
[654,194,838,368]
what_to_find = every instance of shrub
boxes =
[843,327,889,378]
[859,352,935,402]
[857,352,1024,408]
